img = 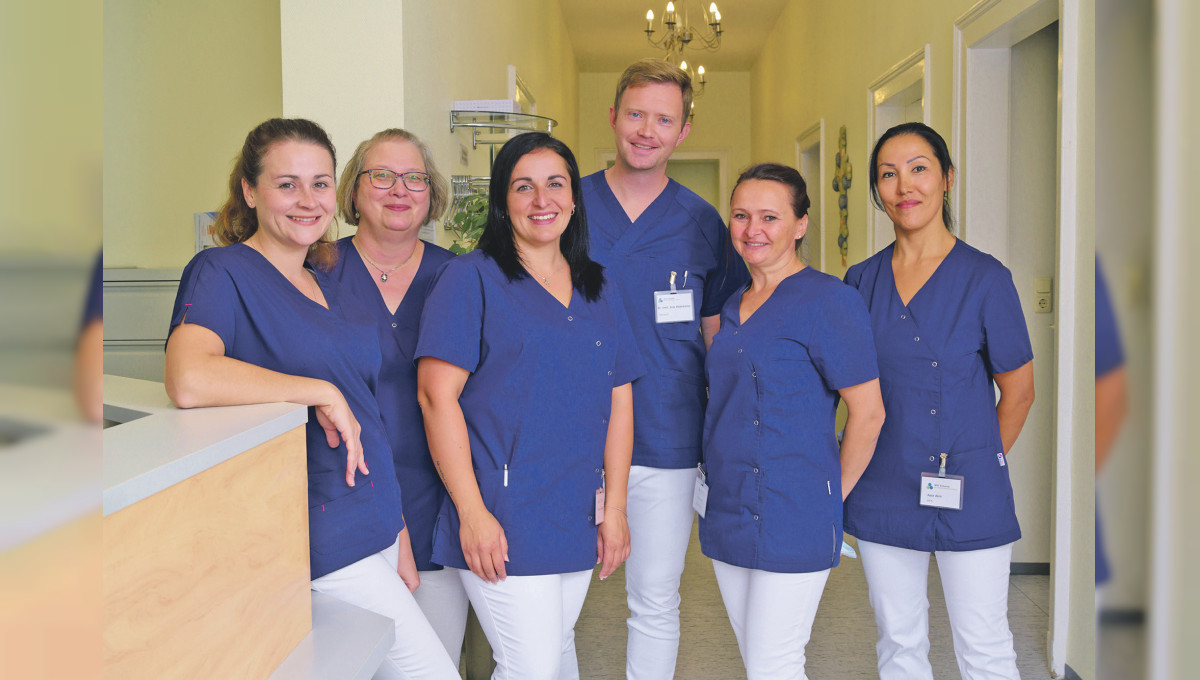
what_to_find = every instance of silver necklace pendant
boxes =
[380,273,388,282]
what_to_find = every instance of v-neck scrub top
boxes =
[414,251,645,576]
[699,268,879,573]
[582,171,749,468]
[168,244,405,580]
[330,237,455,572]
[843,240,1033,552]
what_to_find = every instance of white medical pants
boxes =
[456,567,592,680]
[712,560,830,680]
[858,540,1020,680]
[309,539,460,680]
[413,567,470,668]
[624,465,697,680]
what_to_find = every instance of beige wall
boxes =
[103,0,282,269]
[750,0,974,277]
[2,3,101,257]
[576,70,752,221]
[280,0,406,188]
[402,0,579,246]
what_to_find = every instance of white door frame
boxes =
[795,119,826,272]
[866,45,932,254]
[953,0,1074,675]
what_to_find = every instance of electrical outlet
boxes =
[1034,276,1053,313]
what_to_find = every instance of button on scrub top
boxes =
[843,240,1033,552]
[415,251,645,576]
[168,244,405,580]
[700,268,879,573]
[583,171,749,468]
[330,238,455,571]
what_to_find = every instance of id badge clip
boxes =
[655,270,695,324]
[919,453,964,510]
[692,463,709,517]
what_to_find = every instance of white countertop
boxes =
[102,375,307,516]
[0,383,101,551]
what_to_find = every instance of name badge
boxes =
[919,472,964,510]
[692,465,709,517]
[654,289,695,324]
[595,487,605,525]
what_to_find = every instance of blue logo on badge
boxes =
[927,482,934,490]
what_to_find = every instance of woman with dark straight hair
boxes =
[416,132,644,679]
[844,122,1036,680]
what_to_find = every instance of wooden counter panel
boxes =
[103,425,310,680]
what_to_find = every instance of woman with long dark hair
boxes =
[415,131,643,679]
[844,122,1036,680]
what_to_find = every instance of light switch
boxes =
[1034,276,1053,313]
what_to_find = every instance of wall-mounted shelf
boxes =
[449,110,558,149]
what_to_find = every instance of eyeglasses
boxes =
[359,169,431,192]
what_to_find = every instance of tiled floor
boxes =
[575,528,1054,679]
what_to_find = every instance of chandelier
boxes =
[643,1,723,94]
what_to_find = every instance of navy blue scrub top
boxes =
[83,251,102,326]
[700,268,879,573]
[168,244,405,580]
[329,237,455,572]
[414,251,645,576]
[843,240,1033,552]
[582,171,749,469]
[1095,256,1124,584]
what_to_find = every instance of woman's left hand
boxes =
[596,507,631,580]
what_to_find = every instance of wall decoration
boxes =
[832,125,852,267]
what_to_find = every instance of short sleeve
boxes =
[842,261,863,290]
[980,266,1034,375]
[808,285,880,390]
[605,280,646,386]
[414,258,485,373]
[700,213,750,318]
[1096,257,1124,376]
[167,250,239,350]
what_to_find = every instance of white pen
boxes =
[682,270,689,288]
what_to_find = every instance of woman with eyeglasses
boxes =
[165,118,459,679]
[327,129,466,666]
[416,132,644,679]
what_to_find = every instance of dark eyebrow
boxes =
[877,155,931,169]
[273,174,333,180]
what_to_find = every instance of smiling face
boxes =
[874,133,955,234]
[506,148,575,252]
[609,82,691,174]
[241,140,336,252]
[729,179,808,272]
[353,139,430,238]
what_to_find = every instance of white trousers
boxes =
[309,539,460,680]
[624,465,697,680]
[711,560,831,680]
[858,540,1021,680]
[413,567,470,668]
[456,568,592,680]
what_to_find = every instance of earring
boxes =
[570,205,576,215]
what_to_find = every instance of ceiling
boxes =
[559,0,790,72]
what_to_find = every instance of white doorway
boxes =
[954,0,1075,674]
[796,120,825,271]
[866,46,931,255]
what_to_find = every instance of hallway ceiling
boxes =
[559,0,790,72]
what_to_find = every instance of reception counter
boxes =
[102,375,394,680]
